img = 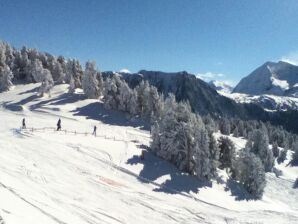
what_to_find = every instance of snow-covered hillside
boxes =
[221,92,298,111]
[233,61,298,97]
[0,84,297,224]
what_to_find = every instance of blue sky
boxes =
[1,0,298,85]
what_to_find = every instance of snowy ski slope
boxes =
[0,84,297,224]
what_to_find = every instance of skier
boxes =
[92,125,97,136]
[22,118,26,129]
[140,150,145,160]
[57,118,61,131]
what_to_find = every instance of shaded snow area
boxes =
[0,84,297,224]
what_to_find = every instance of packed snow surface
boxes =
[0,84,297,224]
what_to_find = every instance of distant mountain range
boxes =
[233,61,298,97]
[110,69,298,133]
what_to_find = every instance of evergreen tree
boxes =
[103,74,122,110]
[250,130,274,172]
[272,142,280,158]
[232,149,266,199]
[277,149,287,164]
[0,65,13,92]
[39,68,54,96]
[68,76,75,93]
[233,126,239,137]
[220,118,231,135]
[82,61,100,99]
[292,141,298,163]
[52,59,65,83]
[208,133,220,177]
[218,137,235,170]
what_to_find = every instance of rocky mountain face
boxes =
[233,61,298,97]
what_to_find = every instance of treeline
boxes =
[1,40,298,199]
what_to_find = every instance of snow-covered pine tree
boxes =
[233,126,239,137]
[218,137,235,170]
[0,42,6,67]
[30,59,54,96]
[0,65,13,92]
[250,130,274,172]
[118,80,134,113]
[194,124,212,179]
[153,94,178,161]
[68,75,75,93]
[208,133,220,177]
[232,149,266,199]
[66,59,83,88]
[238,120,245,137]
[82,61,99,99]
[129,89,138,116]
[135,80,151,116]
[39,68,54,96]
[30,59,44,82]
[52,59,65,84]
[103,74,121,110]
[220,118,231,135]
[96,71,104,96]
[150,121,161,154]
[145,86,162,119]
[272,142,280,158]
[170,101,195,173]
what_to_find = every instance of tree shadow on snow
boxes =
[126,149,211,194]
[72,102,150,130]
[13,95,40,106]
[18,86,39,95]
[29,93,85,110]
[224,179,256,201]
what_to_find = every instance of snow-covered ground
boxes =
[0,84,297,224]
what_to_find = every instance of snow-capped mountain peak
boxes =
[233,61,298,97]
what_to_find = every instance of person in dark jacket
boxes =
[57,118,61,131]
[22,118,26,129]
[93,125,97,136]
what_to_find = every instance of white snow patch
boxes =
[119,69,131,74]
[270,76,289,90]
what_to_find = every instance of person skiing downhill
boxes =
[93,125,97,136]
[57,118,61,131]
[22,118,26,129]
